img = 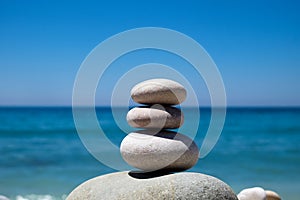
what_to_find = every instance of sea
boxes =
[0,107,299,200]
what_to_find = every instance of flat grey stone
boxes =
[127,105,183,129]
[131,79,187,105]
[67,171,238,200]
[120,130,199,172]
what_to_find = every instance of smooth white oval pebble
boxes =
[127,105,183,129]
[131,79,187,105]
[237,187,266,200]
[120,130,199,172]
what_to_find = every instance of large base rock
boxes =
[67,171,238,200]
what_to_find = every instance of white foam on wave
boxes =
[14,194,66,200]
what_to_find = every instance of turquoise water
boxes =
[0,107,299,199]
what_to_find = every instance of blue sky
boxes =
[0,0,299,106]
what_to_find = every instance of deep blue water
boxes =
[0,107,299,200]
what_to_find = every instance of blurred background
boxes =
[0,1,299,200]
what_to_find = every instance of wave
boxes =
[8,194,67,200]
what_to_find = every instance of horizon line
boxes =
[1,105,300,108]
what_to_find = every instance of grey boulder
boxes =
[67,171,238,200]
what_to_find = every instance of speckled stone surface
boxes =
[67,171,238,200]
[120,131,199,172]
[127,106,184,129]
[131,79,187,105]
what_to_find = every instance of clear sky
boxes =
[0,0,299,106]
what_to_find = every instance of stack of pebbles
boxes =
[120,78,199,172]
[67,78,238,200]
